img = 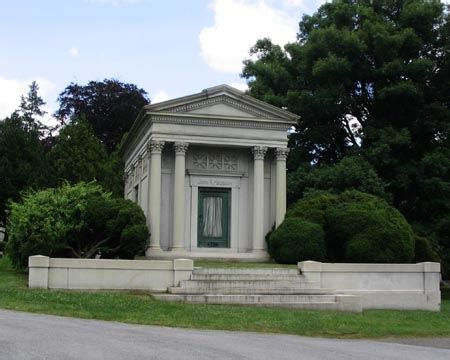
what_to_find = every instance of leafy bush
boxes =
[286,191,338,227]
[326,191,415,263]
[436,216,450,279]
[413,235,440,263]
[6,182,149,268]
[278,190,416,264]
[268,218,326,264]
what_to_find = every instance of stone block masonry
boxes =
[299,261,441,311]
[28,256,193,292]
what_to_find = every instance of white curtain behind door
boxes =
[203,197,223,237]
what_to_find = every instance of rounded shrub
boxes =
[6,182,149,268]
[268,218,326,264]
[286,191,338,227]
[326,190,415,263]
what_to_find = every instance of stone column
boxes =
[275,147,289,227]
[172,142,189,250]
[148,141,165,250]
[252,146,267,252]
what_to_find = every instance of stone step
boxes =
[153,294,362,312]
[191,273,305,281]
[193,267,300,276]
[168,287,334,295]
[179,279,317,290]
[155,294,337,303]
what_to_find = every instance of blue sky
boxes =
[0,0,324,122]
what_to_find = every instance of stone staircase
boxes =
[153,267,362,312]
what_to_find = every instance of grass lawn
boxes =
[1,256,449,339]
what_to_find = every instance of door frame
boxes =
[189,174,242,252]
[197,187,231,248]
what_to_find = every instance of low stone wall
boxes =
[28,256,194,292]
[298,261,441,311]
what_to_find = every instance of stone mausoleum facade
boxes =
[121,85,298,261]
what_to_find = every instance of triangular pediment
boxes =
[145,84,299,122]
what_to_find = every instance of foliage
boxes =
[286,191,338,227]
[287,156,387,204]
[0,83,51,228]
[55,79,149,152]
[15,81,48,135]
[326,191,415,263]
[6,182,148,269]
[48,118,123,196]
[243,0,449,165]
[413,235,440,263]
[437,216,450,278]
[267,218,326,264]
[284,191,415,263]
[242,0,449,269]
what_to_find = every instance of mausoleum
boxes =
[121,85,298,261]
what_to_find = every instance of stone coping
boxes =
[28,256,194,271]
[298,261,440,273]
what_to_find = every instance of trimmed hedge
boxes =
[268,218,326,264]
[286,191,338,227]
[271,190,415,264]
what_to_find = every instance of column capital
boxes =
[275,147,290,160]
[252,146,268,160]
[173,142,189,155]
[147,141,165,154]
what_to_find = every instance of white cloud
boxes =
[68,47,79,57]
[199,0,298,73]
[228,82,248,92]
[0,76,57,127]
[152,90,170,104]
[283,0,306,7]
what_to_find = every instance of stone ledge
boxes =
[299,261,440,273]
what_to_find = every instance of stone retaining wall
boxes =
[298,261,441,311]
[28,256,194,292]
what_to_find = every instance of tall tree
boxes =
[242,0,449,165]
[48,118,123,197]
[242,0,450,260]
[0,83,51,228]
[55,79,149,152]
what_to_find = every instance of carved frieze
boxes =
[193,153,207,169]
[190,151,239,172]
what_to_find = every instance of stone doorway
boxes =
[197,188,231,248]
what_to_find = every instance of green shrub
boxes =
[286,192,338,227]
[268,218,326,264]
[413,235,440,263]
[6,182,149,269]
[326,191,415,263]
[436,216,450,279]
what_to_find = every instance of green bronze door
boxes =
[198,188,231,248]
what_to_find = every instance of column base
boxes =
[145,246,162,257]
